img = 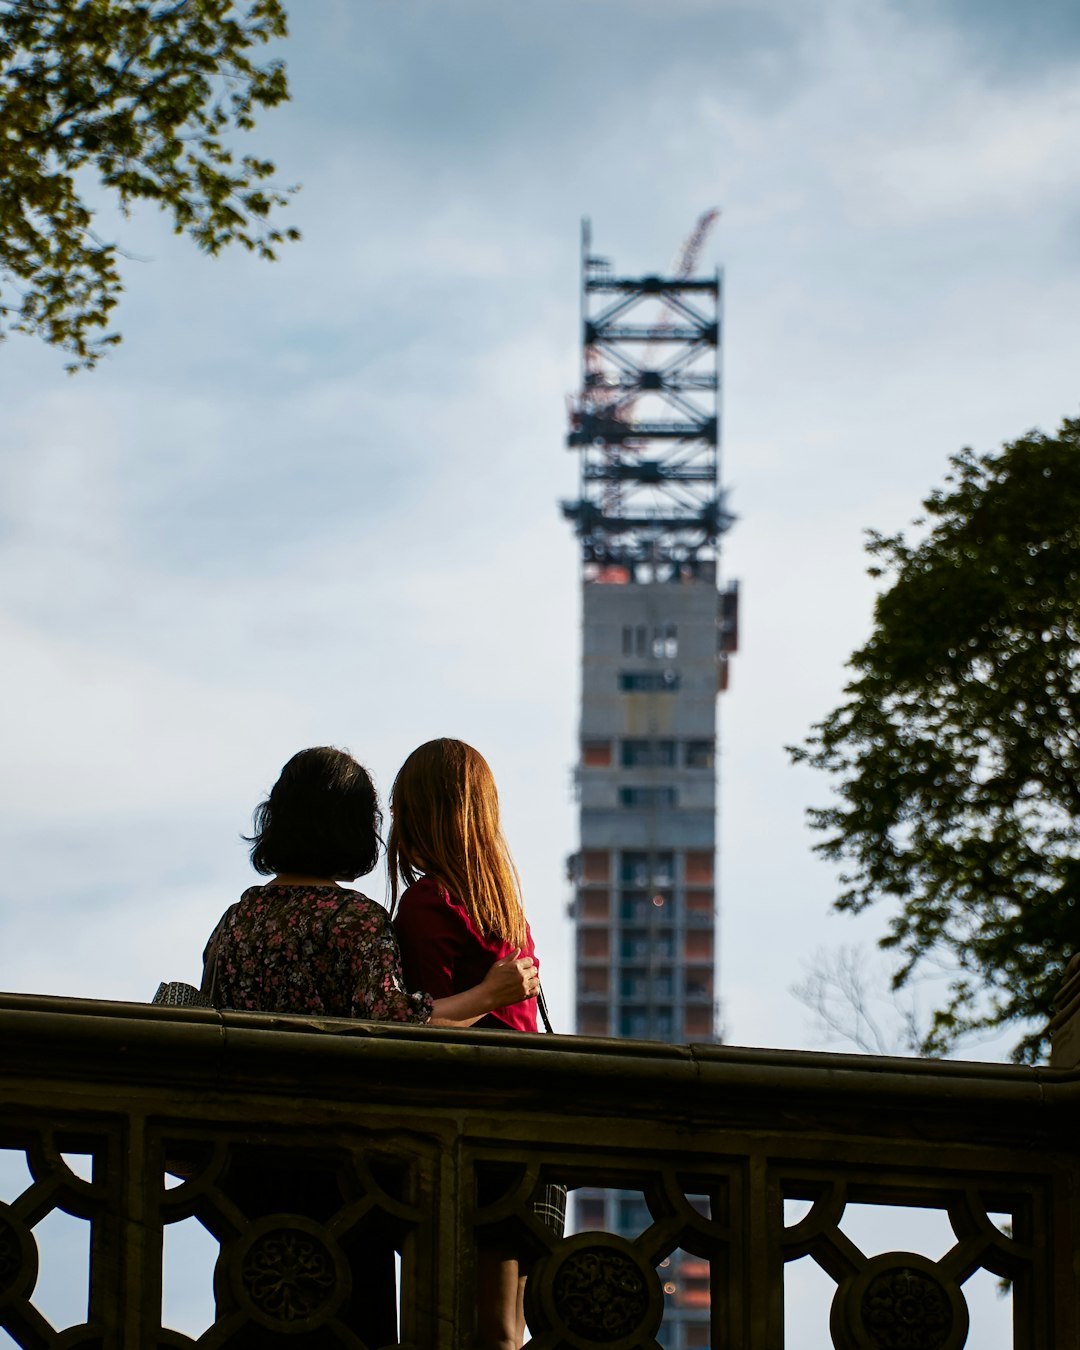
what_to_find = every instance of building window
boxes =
[619,930,672,961]
[651,624,678,659]
[619,893,650,922]
[686,973,712,999]
[621,739,676,767]
[620,1008,650,1038]
[619,1197,651,1232]
[685,739,714,769]
[618,891,673,922]
[619,969,675,1000]
[618,624,647,657]
[620,931,649,961]
[581,968,609,995]
[619,670,680,692]
[578,1006,608,1036]
[621,972,669,1004]
[620,851,649,887]
[653,970,674,998]
[619,786,678,809]
[620,969,647,1000]
[679,1278,712,1308]
[684,850,713,884]
[581,890,609,919]
[685,1008,713,1039]
[577,1197,606,1228]
[684,930,712,961]
[582,850,610,882]
[620,852,674,886]
[686,889,713,914]
[582,930,609,960]
[582,739,613,767]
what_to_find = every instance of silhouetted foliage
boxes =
[790,417,1080,1062]
[0,0,298,368]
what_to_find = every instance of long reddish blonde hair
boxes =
[388,739,528,948]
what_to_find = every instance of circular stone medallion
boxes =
[554,1246,648,1342]
[832,1251,969,1350]
[232,1216,348,1330]
[527,1231,663,1347]
[863,1265,953,1348]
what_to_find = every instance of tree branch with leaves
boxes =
[789,417,1080,1062]
[0,0,298,369]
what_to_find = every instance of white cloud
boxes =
[0,614,307,821]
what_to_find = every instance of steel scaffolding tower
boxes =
[563,219,738,1350]
[563,217,734,581]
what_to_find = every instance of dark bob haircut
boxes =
[247,747,382,880]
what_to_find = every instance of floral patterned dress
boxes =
[204,883,433,1022]
[200,883,419,1344]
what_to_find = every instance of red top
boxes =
[393,876,538,1032]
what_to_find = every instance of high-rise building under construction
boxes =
[562,218,738,1350]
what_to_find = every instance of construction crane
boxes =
[674,208,720,280]
[616,207,720,421]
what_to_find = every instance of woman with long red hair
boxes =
[389,738,541,1350]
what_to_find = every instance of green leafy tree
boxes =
[790,416,1080,1062]
[0,0,298,369]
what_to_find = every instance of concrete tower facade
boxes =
[563,221,737,1349]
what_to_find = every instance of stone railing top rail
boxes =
[1,990,1078,1136]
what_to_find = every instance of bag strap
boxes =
[537,984,554,1034]
[200,911,231,1007]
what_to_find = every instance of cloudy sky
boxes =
[4,0,1080,1061]
[6,0,1080,1340]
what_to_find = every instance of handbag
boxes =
[151,981,213,1007]
[151,910,228,1010]
[531,985,568,1237]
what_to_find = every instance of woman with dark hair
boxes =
[204,746,537,1022]
[388,738,542,1350]
[199,747,537,1348]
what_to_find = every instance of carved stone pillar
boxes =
[1050,953,1080,1068]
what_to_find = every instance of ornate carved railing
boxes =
[0,988,1078,1349]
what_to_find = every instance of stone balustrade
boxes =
[0,988,1078,1348]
